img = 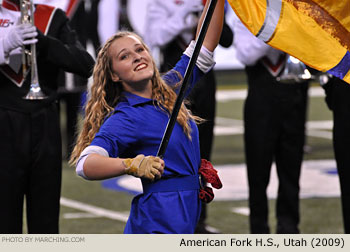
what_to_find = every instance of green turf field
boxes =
[55,71,343,234]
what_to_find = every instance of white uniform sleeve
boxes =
[183,40,215,73]
[233,21,274,66]
[97,0,120,44]
[76,145,109,180]
[0,39,10,65]
[143,0,198,49]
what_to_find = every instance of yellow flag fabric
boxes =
[228,0,350,83]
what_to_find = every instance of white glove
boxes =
[177,0,203,19]
[2,24,38,56]
[176,0,204,29]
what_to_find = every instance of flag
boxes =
[228,0,350,83]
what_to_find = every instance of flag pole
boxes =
[157,0,218,158]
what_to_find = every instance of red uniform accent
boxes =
[2,0,20,11]
[0,19,10,27]
[174,0,184,5]
[34,4,56,34]
[0,65,24,83]
[261,54,287,77]
[65,0,80,18]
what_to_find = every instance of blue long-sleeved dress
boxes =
[90,55,204,233]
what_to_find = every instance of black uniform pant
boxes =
[326,78,350,233]
[187,70,216,160]
[59,92,82,159]
[0,103,62,234]
[187,69,216,226]
[244,72,309,233]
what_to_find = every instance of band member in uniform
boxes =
[322,77,350,233]
[0,0,94,233]
[35,0,91,160]
[233,19,309,233]
[70,0,225,234]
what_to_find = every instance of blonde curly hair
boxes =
[70,31,201,165]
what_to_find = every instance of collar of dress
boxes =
[121,92,154,106]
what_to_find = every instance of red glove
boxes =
[198,159,222,203]
[199,186,214,203]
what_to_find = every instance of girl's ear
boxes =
[111,72,120,82]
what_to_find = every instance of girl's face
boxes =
[108,35,154,95]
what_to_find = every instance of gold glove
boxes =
[123,154,164,181]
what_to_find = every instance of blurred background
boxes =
[6,0,340,233]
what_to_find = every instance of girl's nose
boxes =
[134,57,142,63]
[133,54,142,63]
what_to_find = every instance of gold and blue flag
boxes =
[228,0,350,83]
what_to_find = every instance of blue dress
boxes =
[90,55,204,233]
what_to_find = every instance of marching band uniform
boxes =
[234,20,309,233]
[0,0,94,233]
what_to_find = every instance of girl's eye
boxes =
[137,47,144,53]
[120,54,128,60]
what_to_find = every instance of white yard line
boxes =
[231,207,250,216]
[214,126,244,136]
[214,118,333,139]
[60,197,129,222]
[216,86,325,102]
[216,117,243,126]
[63,213,99,219]
[306,120,333,129]
[307,130,333,140]
[216,89,247,101]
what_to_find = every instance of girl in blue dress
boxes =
[70,0,225,233]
